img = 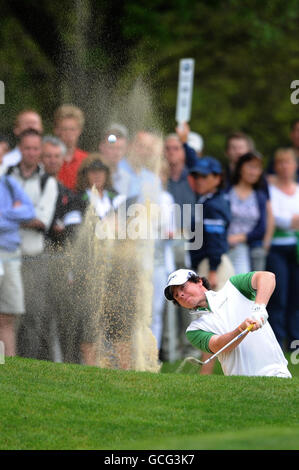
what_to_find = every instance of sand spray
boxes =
[56,2,165,371]
[58,77,165,372]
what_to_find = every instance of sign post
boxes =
[175,58,195,125]
[166,58,195,363]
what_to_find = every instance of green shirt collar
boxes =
[199,294,211,311]
[191,294,211,313]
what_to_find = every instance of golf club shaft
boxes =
[175,324,254,372]
[202,324,254,364]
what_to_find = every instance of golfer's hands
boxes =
[239,317,261,332]
[250,303,269,328]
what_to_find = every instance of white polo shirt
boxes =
[186,272,291,377]
[9,165,58,256]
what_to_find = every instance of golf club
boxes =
[176,323,254,373]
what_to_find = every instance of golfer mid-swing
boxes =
[164,269,291,377]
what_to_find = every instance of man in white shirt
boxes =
[164,269,291,377]
[8,129,58,360]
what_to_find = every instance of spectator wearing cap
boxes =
[53,104,88,191]
[226,152,273,275]
[3,109,43,169]
[98,123,133,197]
[174,122,233,266]
[188,156,234,291]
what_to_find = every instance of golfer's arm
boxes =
[251,271,276,306]
[208,327,249,354]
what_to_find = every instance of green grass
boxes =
[0,356,299,450]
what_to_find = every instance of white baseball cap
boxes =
[164,269,197,301]
[105,123,128,139]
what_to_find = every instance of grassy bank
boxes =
[0,357,298,450]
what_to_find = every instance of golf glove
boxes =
[251,303,269,327]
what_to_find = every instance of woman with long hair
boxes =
[76,153,125,219]
[227,152,273,274]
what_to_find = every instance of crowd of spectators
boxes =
[0,104,298,372]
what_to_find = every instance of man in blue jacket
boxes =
[187,156,232,290]
[0,172,35,357]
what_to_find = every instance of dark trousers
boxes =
[266,244,299,350]
[17,254,50,359]
[46,251,82,364]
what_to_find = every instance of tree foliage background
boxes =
[1,0,299,161]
